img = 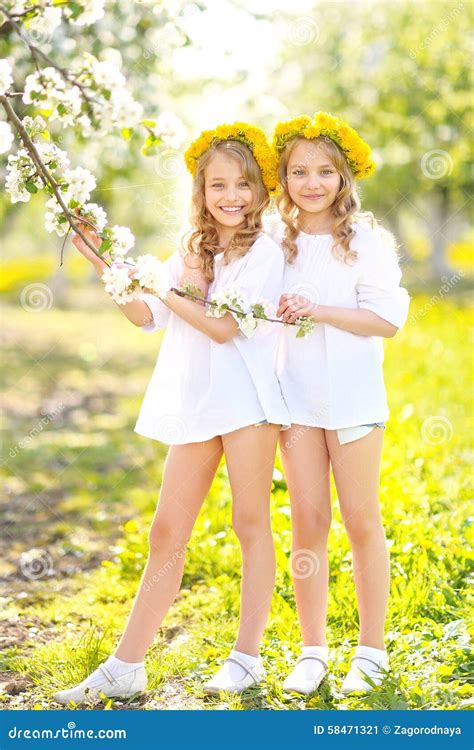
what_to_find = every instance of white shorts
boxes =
[337,422,386,445]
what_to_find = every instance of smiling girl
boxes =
[271,113,410,696]
[53,123,290,703]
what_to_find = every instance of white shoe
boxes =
[283,654,328,695]
[340,650,389,695]
[203,656,266,695]
[53,663,147,705]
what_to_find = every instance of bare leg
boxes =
[114,436,223,661]
[279,425,331,646]
[222,423,280,656]
[325,427,388,650]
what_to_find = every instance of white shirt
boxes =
[273,222,411,429]
[134,234,291,445]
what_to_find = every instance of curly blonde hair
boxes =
[183,140,270,281]
[276,136,383,265]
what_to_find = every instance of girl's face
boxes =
[286,139,341,216]
[204,152,253,230]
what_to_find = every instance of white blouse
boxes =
[134,234,291,445]
[273,222,411,429]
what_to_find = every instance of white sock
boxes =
[291,645,329,682]
[226,649,259,681]
[78,655,144,689]
[353,645,387,677]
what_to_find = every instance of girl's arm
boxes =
[162,292,239,344]
[278,295,398,337]
[313,305,398,337]
[73,227,156,328]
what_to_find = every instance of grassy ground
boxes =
[0,290,472,711]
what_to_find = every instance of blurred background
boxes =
[0,0,472,710]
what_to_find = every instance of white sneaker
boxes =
[52,663,147,705]
[203,656,266,695]
[340,648,389,695]
[283,654,328,696]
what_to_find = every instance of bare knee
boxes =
[232,511,272,546]
[343,514,385,546]
[148,514,191,554]
[291,505,332,548]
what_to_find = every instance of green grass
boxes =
[1,292,472,710]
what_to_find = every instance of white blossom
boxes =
[23,67,64,108]
[155,111,186,149]
[49,85,82,127]
[239,313,258,337]
[22,115,48,139]
[36,140,70,172]
[0,121,14,154]
[101,263,138,305]
[0,59,13,96]
[80,202,108,232]
[62,166,96,203]
[64,0,106,27]
[28,6,62,38]
[134,255,170,299]
[109,225,135,258]
[5,149,40,203]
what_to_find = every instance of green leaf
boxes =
[25,181,38,194]
[142,119,157,128]
[121,128,132,141]
[99,239,112,252]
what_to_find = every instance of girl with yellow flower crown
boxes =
[271,112,410,696]
[54,124,290,704]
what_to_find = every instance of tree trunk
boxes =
[428,187,454,278]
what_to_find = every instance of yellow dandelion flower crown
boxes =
[184,121,279,194]
[273,111,376,179]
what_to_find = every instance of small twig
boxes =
[170,287,297,326]
[60,225,72,267]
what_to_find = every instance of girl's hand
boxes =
[278,293,317,324]
[71,209,110,265]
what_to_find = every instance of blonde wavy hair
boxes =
[183,140,270,281]
[276,135,390,265]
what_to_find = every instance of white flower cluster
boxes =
[6,141,70,203]
[0,58,13,95]
[206,287,276,338]
[69,55,144,136]
[2,0,105,31]
[23,67,83,129]
[101,255,170,305]
[21,54,143,136]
